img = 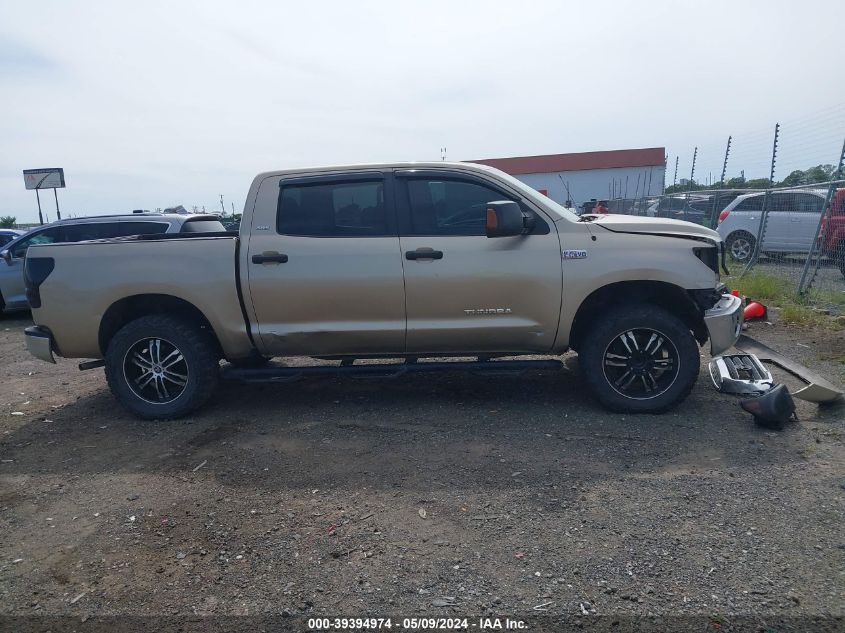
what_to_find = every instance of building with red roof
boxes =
[471,147,665,209]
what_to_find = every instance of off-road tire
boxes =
[105,315,219,419]
[578,304,700,413]
[726,231,756,263]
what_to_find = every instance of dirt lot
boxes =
[0,313,843,632]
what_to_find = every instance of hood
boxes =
[577,214,721,243]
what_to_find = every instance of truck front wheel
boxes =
[104,315,220,419]
[578,304,700,413]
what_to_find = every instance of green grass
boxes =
[779,303,826,326]
[725,271,842,329]
[728,271,791,302]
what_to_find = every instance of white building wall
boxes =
[514,165,666,207]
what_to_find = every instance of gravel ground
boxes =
[0,313,843,632]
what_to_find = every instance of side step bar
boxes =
[222,359,563,384]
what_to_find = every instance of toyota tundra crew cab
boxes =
[23,162,742,419]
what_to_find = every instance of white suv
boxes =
[716,189,826,262]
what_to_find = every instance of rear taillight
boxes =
[23,257,55,309]
[718,210,730,225]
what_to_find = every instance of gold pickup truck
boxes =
[23,162,742,419]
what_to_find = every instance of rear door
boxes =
[758,192,790,250]
[790,192,825,252]
[244,171,406,356]
[395,169,562,354]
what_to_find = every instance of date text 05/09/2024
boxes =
[307,617,528,630]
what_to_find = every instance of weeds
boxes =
[725,271,842,330]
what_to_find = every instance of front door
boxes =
[245,172,406,356]
[395,170,563,355]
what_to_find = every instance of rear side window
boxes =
[734,196,764,212]
[62,222,170,242]
[180,219,226,233]
[277,180,387,237]
[110,221,170,236]
[795,194,824,213]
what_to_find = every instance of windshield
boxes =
[487,169,580,222]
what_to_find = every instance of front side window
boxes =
[406,179,509,236]
[11,227,64,258]
[0,234,14,247]
[277,180,387,237]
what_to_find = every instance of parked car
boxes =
[716,189,827,262]
[23,162,740,419]
[0,214,225,313]
[818,188,845,278]
[0,229,23,248]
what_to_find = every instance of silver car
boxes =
[0,229,23,248]
[716,189,826,262]
[0,214,225,313]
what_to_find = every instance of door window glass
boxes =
[11,227,64,258]
[277,180,387,236]
[794,194,824,213]
[406,179,509,236]
[734,196,764,212]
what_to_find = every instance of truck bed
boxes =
[28,234,254,359]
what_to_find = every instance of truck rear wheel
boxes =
[578,304,700,413]
[104,315,219,419]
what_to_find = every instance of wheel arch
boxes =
[568,280,707,352]
[99,294,223,358]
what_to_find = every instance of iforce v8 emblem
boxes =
[561,249,588,260]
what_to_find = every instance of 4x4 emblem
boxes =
[562,249,587,259]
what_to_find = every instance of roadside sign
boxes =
[23,168,65,190]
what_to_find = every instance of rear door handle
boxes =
[252,252,289,264]
[405,249,443,260]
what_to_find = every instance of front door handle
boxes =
[252,252,289,264]
[405,248,443,260]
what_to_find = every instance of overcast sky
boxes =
[1,0,844,222]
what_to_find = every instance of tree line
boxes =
[664,164,840,194]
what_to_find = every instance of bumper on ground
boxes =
[703,293,743,356]
[25,325,56,363]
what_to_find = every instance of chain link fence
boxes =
[601,182,845,314]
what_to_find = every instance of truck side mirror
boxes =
[485,201,531,238]
[1,249,11,266]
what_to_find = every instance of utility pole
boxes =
[220,194,226,217]
[35,189,44,225]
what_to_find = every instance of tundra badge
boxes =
[463,308,512,316]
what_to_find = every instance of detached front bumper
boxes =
[25,325,56,364]
[703,293,743,356]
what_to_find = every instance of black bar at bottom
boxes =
[223,359,562,383]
